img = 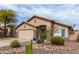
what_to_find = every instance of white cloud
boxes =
[0,4,79,29]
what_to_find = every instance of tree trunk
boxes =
[11,29,13,37]
[4,19,7,37]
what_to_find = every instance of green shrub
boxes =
[36,32,45,44]
[37,38,44,44]
[24,40,32,54]
[51,36,64,45]
[41,33,47,40]
[11,40,21,48]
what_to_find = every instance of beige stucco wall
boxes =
[27,17,69,39]
[69,30,79,41]
[16,23,36,39]
[54,24,69,38]
[27,18,52,29]
[27,18,53,41]
[16,23,36,32]
[16,17,73,41]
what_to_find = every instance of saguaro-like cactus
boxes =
[24,40,32,54]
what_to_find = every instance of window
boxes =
[55,30,61,33]
[61,29,65,37]
[53,29,61,36]
[53,29,65,37]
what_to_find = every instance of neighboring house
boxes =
[16,16,75,41]
[0,24,16,37]
[7,24,16,37]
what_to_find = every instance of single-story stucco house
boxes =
[16,16,79,41]
[0,24,16,37]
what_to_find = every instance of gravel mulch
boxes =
[33,41,79,54]
[0,42,27,54]
[0,41,79,54]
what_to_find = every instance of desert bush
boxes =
[11,40,21,48]
[24,40,32,54]
[51,36,64,45]
[37,38,44,43]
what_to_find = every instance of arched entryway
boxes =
[36,25,47,40]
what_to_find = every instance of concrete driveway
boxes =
[0,38,28,47]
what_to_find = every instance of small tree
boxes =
[0,9,16,37]
[36,26,47,44]
[50,26,59,38]
[7,24,16,37]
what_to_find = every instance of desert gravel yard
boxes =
[0,38,79,54]
[33,41,79,54]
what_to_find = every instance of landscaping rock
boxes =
[33,41,79,54]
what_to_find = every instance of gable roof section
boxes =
[27,15,55,23]
[27,15,72,28]
[15,22,36,30]
[16,16,73,30]
[54,22,73,31]
[54,22,72,28]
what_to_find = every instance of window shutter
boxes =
[61,29,65,37]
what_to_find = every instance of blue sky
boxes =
[0,4,79,29]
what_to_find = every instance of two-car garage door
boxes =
[18,29,34,40]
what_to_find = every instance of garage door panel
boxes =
[18,30,34,40]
